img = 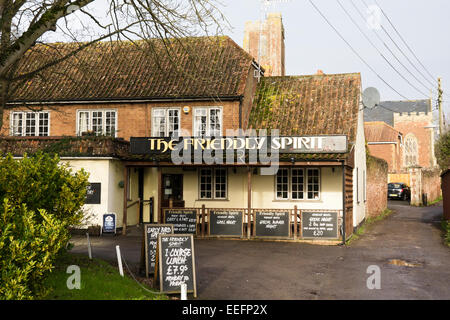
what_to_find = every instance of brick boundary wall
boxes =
[366,155,388,218]
[422,168,442,204]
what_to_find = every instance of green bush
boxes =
[0,200,70,299]
[435,131,450,170]
[0,152,89,226]
[0,152,89,299]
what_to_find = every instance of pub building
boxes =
[1,36,367,244]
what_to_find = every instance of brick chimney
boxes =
[243,12,285,77]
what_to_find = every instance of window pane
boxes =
[38,112,49,136]
[152,109,166,137]
[78,111,89,135]
[194,108,207,137]
[200,168,213,199]
[214,168,227,199]
[276,168,289,199]
[92,111,103,135]
[105,111,116,136]
[209,108,221,137]
[25,113,36,136]
[12,113,23,136]
[307,168,320,200]
[291,168,304,199]
[168,109,179,137]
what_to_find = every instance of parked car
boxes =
[388,183,411,200]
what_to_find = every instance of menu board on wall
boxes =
[254,211,290,238]
[163,209,197,234]
[301,212,339,239]
[209,210,243,237]
[85,183,101,204]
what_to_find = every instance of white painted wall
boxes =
[353,101,368,228]
[63,158,139,228]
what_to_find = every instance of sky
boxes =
[220,0,450,117]
[48,0,450,119]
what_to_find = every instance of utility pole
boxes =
[438,77,444,136]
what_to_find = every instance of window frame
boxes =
[76,109,117,137]
[274,167,321,201]
[192,106,223,137]
[198,167,228,200]
[151,107,181,137]
[10,110,50,137]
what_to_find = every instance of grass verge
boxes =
[41,252,168,300]
[346,208,393,245]
[441,220,450,247]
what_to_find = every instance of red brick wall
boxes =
[1,100,242,141]
[367,143,401,173]
[422,169,442,203]
[366,155,388,218]
[394,113,435,169]
[443,171,450,220]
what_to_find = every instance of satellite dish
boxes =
[362,87,380,109]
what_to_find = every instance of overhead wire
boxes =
[307,0,411,101]
[337,0,430,99]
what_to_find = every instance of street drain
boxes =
[388,259,421,267]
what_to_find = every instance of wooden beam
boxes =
[122,161,345,167]
[122,166,129,235]
[247,168,252,239]
[157,167,162,223]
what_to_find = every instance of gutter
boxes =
[6,95,244,106]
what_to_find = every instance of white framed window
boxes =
[193,107,222,137]
[11,111,50,136]
[275,168,321,200]
[151,108,180,137]
[76,109,117,137]
[199,168,227,200]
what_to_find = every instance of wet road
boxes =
[71,201,450,300]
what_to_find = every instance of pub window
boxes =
[11,111,50,136]
[276,168,289,200]
[199,168,228,200]
[193,107,222,137]
[275,168,321,200]
[307,168,320,200]
[77,109,117,137]
[152,108,180,137]
[291,168,304,200]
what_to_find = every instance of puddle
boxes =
[388,259,422,267]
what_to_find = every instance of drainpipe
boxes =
[341,160,346,245]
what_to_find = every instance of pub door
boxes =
[161,174,185,208]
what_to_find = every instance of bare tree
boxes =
[0,0,228,130]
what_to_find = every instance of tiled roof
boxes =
[364,99,431,126]
[365,121,402,143]
[8,36,254,103]
[248,73,361,142]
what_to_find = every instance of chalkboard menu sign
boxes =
[102,213,116,234]
[156,234,197,297]
[209,210,243,237]
[86,183,101,204]
[255,211,290,238]
[302,212,338,239]
[163,209,197,234]
[144,224,173,276]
